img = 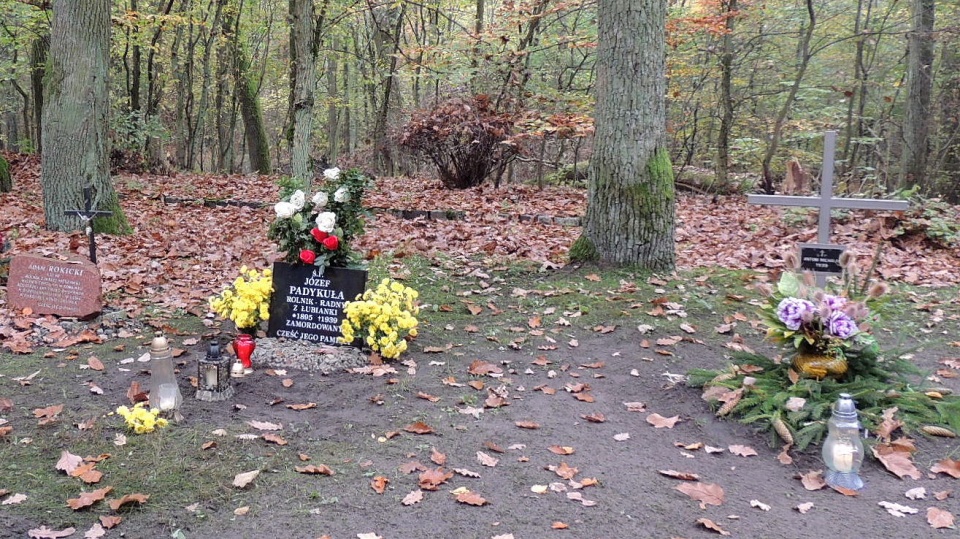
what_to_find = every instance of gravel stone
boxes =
[250,337,369,374]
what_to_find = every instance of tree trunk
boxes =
[935,27,960,202]
[899,0,935,190]
[30,35,48,153]
[236,36,272,173]
[289,0,317,184]
[760,0,815,194]
[716,0,737,187]
[570,0,674,270]
[41,0,129,234]
[326,36,340,162]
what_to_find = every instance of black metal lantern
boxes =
[196,340,234,401]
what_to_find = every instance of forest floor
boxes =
[0,159,959,539]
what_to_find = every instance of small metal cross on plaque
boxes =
[748,131,909,286]
[64,186,113,264]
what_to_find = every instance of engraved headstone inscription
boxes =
[8,253,103,318]
[267,263,367,346]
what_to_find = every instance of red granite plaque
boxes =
[7,253,103,318]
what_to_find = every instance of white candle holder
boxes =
[821,393,865,490]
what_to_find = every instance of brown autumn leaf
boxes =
[34,404,64,425]
[476,451,499,467]
[0,425,11,437]
[418,468,454,490]
[573,392,595,403]
[515,420,539,429]
[126,381,148,404]
[70,463,103,484]
[430,447,447,465]
[872,442,922,479]
[728,444,758,457]
[233,470,261,487]
[87,356,105,371]
[371,476,389,494]
[467,380,485,390]
[404,421,435,435]
[582,412,606,423]
[66,486,113,510]
[285,402,317,411]
[927,507,955,529]
[931,458,960,478]
[401,489,424,506]
[551,462,579,480]
[551,522,569,530]
[548,446,575,456]
[281,378,294,388]
[585,273,601,282]
[246,420,282,431]
[455,491,488,506]
[454,468,481,478]
[399,461,425,474]
[483,441,505,453]
[798,470,827,490]
[201,441,217,450]
[98,515,122,529]
[417,391,440,402]
[646,413,680,428]
[108,493,149,511]
[262,433,288,446]
[56,450,83,474]
[528,315,542,328]
[26,526,76,538]
[675,482,725,509]
[831,485,859,497]
[659,470,700,481]
[295,465,334,476]
[696,518,731,536]
[468,359,502,376]
[0,397,12,412]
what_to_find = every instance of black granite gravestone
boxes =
[267,263,367,346]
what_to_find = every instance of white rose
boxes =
[323,167,341,180]
[334,186,350,203]
[274,201,296,219]
[315,211,337,233]
[312,191,328,208]
[290,190,306,211]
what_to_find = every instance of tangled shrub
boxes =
[399,95,519,189]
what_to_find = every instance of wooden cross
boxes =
[64,186,113,264]
[748,131,909,285]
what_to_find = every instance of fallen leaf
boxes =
[879,500,918,517]
[108,493,149,511]
[404,421,434,435]
[905,487,926,500]
[548,445,575,455]
[796,502,814,513]
[401,490,423,505]
[371,476,389,494]
[281,378,294,388]
[750,499,771,511]
[418,468,454,490]
[246,420,282,431]
[34,404,64,425]
[675,482,725,509]
[285,402,317,411]
[477,451,499,467]
[729,444,758,457]
[927,507,955,529]
[799,470,826,491]
[262,433,288,446]
[126,381,148,404]
[296,465,334,475]
[873,443,922,479]
[582,412,606,423]
[417,392,440,402]
[695,518,731,536]
[1,493,27,505]
[99,515,121,529]
[430,447,447,465]
[614,432,630,441]
[233,470,260,488]
[87,357,104,371]
[551,462,579,480]
[515,420,539,429]
[931,458,960,478]
[233,506,249,516]
[455,491,487,506]
[27,526,76,539]
[70,463,103,484]
[56,450,83,474]
[468,359,502,376]
[659,470,700,481]
[66,486,113,510]
[934,490,952,501]
[646,413,680,428]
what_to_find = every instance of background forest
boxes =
[0,0,957,201]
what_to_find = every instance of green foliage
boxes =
[568,234,598,262]
[690,350,960,451]
[891,189,960,248]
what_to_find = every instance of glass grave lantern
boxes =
[821,393,865,491]
[196,340,234,401]
[149,332,183,411]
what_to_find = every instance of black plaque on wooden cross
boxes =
[799,243,846,274]
[267,263,367,346]
[64,186,113,264]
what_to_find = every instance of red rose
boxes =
[322,235,339,251]
[299,249,317,264]
[310,228,328,242]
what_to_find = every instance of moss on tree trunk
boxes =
[0,155,10,193]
